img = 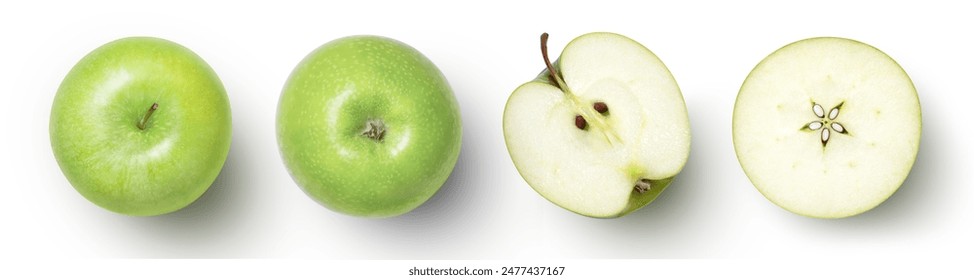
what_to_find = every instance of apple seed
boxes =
[807,121,823,130]
[813,103,825,118]
[574,115,587,130]
[831,122,845,133]
[593,102,608,114]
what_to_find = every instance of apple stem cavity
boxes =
[540,33,569,92]
[541,33,614,133]
[361,119,386,142]
[542,33,589,131]
[137,103,159,130]
[634,179,652,194]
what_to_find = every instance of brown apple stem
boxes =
[138,103,159,130]
[540,33,568,91]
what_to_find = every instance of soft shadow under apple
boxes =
[114,127,258,258]
[787,86,949,234]
[333,121,492,259]
[550,108,722,258]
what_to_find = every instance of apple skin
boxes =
[277,35,462,218]
[50,37,232,216]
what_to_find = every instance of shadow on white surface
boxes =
[548,104,726,258]
[114,129,258,258]
[787,87,947,233]
[330,129,489,259]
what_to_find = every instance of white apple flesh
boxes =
[734,37,921,218]
[504,33,690,218]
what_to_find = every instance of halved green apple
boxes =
[733,37,921,218]
[503,32,691,218]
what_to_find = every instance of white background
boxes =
[1,0,972,275]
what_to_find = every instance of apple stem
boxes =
[540,33,569,91]
[137,103,159,130]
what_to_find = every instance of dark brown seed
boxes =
[593,102,608,114]
[575,115,587,129]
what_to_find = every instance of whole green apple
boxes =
[50,37,232,216]
[277,35,462,218]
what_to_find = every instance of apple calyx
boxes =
[137,103,159,130]
[361,119,386,142]
[634,178,652,194]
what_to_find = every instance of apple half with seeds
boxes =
[503,32,691,218]
[733,37,921,218]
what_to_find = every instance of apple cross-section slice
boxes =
[503,32,690,218]
[733,37,921,218]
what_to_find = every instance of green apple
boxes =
[277,35,462,218]
[50,37,232,216]
[733,37,921,218]
[503,33,691,218]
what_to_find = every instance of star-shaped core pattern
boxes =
[803,102,849,147]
